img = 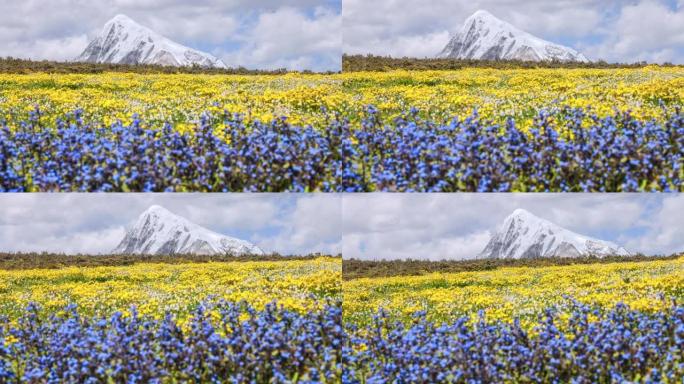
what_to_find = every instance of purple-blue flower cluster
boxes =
[342,106,684,192]
[343,302,684,383]
[1,106,681,192]
[0,109,341,192]
[0,301,343,383]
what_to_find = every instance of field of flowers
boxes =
[341,67,684,192]
[0,258,342,382]
[4,67,680,131]
[0,111,342,192]
[342,67,684,126]
[0,73,340,128]
[0,257,340,319]
[344,302,683,382]
[344,106,683,192]
[343,256,684,328]
[1,68,683,191]
[0,73,344,192]
[343,257,684,382]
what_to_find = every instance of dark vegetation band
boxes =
[0,252,340,270]
[342,54,684,72]
[342,254,684,280]
[0,57,339,75]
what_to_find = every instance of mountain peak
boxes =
[464,10,510,31]
[509,208,533,218]
[468,10,497,21]
[103,14,141,32]
[143,204,172,216]
[107,14,135,24]
[136,204,181,225]
[479,209,630,259]
[76,15,227,68]
[505,208,546,226]
[112,205,264,256]
[439,10,589,62]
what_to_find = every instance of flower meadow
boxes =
[2,68,683,130]
[344,106,683,192]
[1,68,683,191]
[342,257,684,383]
[2,257,683,382]
[0,258,342,382]
[0,73,340,128]
[342,67,684,126]
[343,301,684,383]
[0,258,341,320]
[1,105,682,192]
[0,301,343,383]
[0,109,341,192]
[343,256,684,329]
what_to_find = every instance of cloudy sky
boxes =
[343,194,684,261]
[343,0,684,64]
[0,194,341,255]
[3,194,682,260]
[0,0,341,71]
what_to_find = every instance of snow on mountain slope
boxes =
[112,205,263,255]
[479,209,630,259]
[76,14,227,68]
[438,10,589,62]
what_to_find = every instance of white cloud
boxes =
[344,32,450,58]
[148,14,241,46]
[342,194,496,261]
[3,227,127,255]
[256,195,342,255]
[582,0,684,63]
[624,195,684,255]
[220,6,341,71]
[1,35,90,62]
[343,229,491,261]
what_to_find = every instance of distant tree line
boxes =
[342,54,684,72]
[0,252,340,270]
[0,57,339,75]
[343,253,683,280]
[6,56,673,75]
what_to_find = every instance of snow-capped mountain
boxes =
[112,205,263,255]
[438,10,589,62]
[479,209,630,259]
[75,14,227,68]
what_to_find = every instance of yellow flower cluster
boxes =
[0,72,342,129]
[2,67,681,132]
[343,257,684,330]
[0,257,341,320]
[341,66,684,128]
